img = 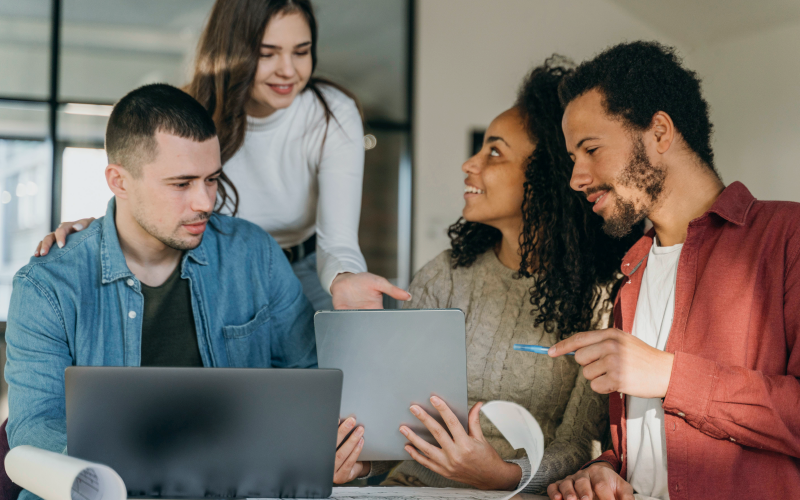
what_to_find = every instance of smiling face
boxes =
[122,131,222,250]
[461,108,535,232]
[563,89,666,238]
[246,11,313,118]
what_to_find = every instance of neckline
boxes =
[480,249,526,282]
[246,107,288,132]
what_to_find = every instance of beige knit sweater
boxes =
[374,249,609,494]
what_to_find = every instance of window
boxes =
[0,0,414,320]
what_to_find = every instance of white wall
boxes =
[689,21,800,203]
[412,0,680,272]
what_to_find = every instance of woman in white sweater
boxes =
[36,0,409,313]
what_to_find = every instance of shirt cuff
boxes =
[662,351,718,429]
[582,450,621,473]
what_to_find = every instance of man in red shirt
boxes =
[547,41,800,500]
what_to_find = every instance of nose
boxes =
[191,181,215,214]
[570,157,592,193]
[462,153,481,175]
[276,52,297,78]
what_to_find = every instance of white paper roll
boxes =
[5,446,126,500]
[481,401,545,500]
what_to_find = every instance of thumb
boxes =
[467,402,484,439]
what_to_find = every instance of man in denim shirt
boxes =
[4,85,317,498]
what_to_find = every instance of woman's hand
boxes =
[330,272,411,310]
[401,398,522,491]
[34,218,95,257]
[333,416,370,484]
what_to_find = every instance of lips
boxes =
[268,83,294,95]
[588,190,609,213]
[183,221,207,235]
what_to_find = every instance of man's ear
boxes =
[649,111,675,155]
[106,164,130,199]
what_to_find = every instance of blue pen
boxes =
[513,343,575,356]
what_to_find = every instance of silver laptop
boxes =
[65,367,342,498]
[314,309,468,461]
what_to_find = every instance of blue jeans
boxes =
[291,251,334,312]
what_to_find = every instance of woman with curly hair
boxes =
[368,58,640,493]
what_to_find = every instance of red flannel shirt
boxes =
[589,182,800,499]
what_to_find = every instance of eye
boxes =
[587,147,599,156]
[207,177,220,184]
[489,147,500,157]
[260,53,274,58]
[175,182,190,188]
[295,51,310,56]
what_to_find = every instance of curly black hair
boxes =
[558,41,716,172]
[448,56,641,338]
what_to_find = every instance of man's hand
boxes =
[548,462,634,500]
[330,272,411,310]
[333,417,370,484]
[34,218,95,256]
[401,398,522,491]
[549,328,674,399]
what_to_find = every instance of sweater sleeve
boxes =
[516,371,609,495]
[311,88,368,294]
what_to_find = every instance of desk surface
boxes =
[321,486,548,500]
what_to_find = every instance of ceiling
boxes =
[608,0,800,48]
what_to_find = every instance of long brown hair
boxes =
[186,0,361,215]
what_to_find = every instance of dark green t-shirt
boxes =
[140,263,203,367]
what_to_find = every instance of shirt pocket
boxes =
[222,305,272,368]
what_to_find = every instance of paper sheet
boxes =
[5,446,126,500]
[480,401,545,500]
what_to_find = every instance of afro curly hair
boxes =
[558,41,717,174]
[448,56,641,338]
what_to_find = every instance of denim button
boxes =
[128,310,136,319]
[126,279,134,286]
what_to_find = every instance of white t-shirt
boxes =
[223,85,368,293]
[626,238,683,500]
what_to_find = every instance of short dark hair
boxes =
[558,41,716,171]
[105,83,217,177]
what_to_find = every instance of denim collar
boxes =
[100,198,209,284]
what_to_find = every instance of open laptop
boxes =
[65,367,342,499]
[314,309,468,461]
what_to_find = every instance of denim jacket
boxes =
[4,198,317,486]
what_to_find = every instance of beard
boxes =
[132,208,211,251]
[599,135,666,238]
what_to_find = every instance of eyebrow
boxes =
[261,41,312,50]
[575,136,600,149]
[163,168,222,181]
[485,136,510,148]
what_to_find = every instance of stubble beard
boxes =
[601,135,666,238]
[132,207,211,251]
